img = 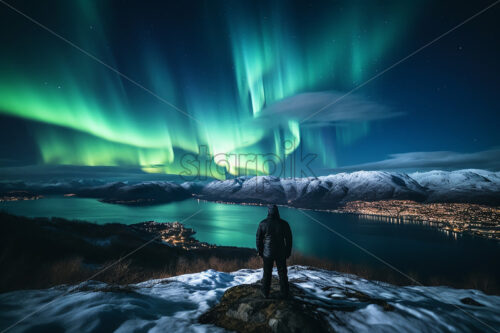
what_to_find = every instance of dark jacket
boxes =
[256,205,292,259]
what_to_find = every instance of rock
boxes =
[460,297,484,307]
[344,290,395,311]
[199,276,402,332]
[199,278,332,332]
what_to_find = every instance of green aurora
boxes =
[0,1,416,178]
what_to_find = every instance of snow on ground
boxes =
[1,266,499,332]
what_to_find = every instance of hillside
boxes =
[1,267,499,332]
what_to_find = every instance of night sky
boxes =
[0,0,499,179]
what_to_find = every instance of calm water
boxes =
[1,196,499,281]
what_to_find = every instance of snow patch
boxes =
[1,266,499,332]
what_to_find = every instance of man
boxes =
[256,205,293,298]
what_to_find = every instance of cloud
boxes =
[329,148,500,172]
[257,91,403,127]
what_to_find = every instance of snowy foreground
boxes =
[1,266,499,332]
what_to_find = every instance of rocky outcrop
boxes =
[199,277,395,333]
[199,278,330,332]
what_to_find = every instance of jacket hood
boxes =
[267,205,280,219]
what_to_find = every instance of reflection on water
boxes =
[356,213,462,239]
[1,196,499,281]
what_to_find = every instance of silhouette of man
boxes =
[256,205,293,298]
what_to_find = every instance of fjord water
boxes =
[1,196,499,282]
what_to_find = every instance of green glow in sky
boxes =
[0,1,414,178]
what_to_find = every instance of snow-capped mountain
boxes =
[1,169,499,207]
[410,169,500,204]
[1,266,498,332]
[197,170,500,208]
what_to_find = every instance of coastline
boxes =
[2,192,499,241]
[0,212,258,293]
[333,200,500,241]
[192,197,500,241]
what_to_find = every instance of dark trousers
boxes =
[261,256,289,297]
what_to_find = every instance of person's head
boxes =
[267,204,280,218]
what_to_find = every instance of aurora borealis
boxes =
[0,0,499,179]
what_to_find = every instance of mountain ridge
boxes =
[1,169,499,207]
[196,169,500,208]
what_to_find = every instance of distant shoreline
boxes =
[5,190,499,241]
[2,192,499,241]
[192,198,500,241]
[333,200,500,241]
